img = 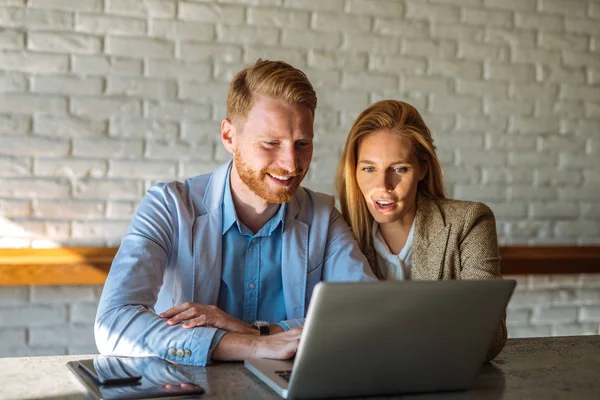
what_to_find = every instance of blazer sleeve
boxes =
[321,207,378,282]
[457,202,507,363]
[94,183,221,366]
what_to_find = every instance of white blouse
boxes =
[372,218,416,280]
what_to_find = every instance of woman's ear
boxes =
[419,162,428,181]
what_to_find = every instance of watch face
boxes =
[253,320,269,327]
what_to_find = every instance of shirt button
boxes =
[168,348,177,357]
[248,282,256,289]
[250,238,257,244]
[184,349,192,358]
[176,349,185,357]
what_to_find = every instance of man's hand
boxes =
[159,303,254,334]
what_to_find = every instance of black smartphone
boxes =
[78,358,142,385]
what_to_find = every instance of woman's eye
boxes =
[394,167,408,173]
[362,167,374,172]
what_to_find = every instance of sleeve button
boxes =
[176,349,185,357]
[184,349,192,357]
[168,347,177,357]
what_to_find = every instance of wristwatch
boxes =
[251,320,270,336]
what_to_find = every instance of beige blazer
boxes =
[407,195,506,362]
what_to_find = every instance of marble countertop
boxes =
[1,336,599,400]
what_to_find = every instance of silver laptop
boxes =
[245,279,515,399]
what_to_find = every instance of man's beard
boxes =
[233,149,304,204]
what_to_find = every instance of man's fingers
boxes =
[167,308,199,325]
[160,304,189,318]
[182,315,208,329]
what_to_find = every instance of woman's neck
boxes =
[379,207,416,256]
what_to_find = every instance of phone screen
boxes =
[78,358,142,385]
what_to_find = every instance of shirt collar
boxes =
[371,218,416,264]
[222,167,286,236]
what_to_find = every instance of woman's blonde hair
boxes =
[226,59,317,124]
[335,100,446,277]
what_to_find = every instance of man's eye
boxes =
[264,141,278,146]
[296,141,311,148]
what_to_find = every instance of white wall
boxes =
[0,0,599,356]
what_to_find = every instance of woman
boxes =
[335,99,506,361]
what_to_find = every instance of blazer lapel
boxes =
[412,196,450,281]
[191,162,230,305]
[281,196,309,319]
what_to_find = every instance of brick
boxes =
[0,72,27,92]
[372,18,428,38]
[36,200,104,219]
[179,41,242,63]
[483,0,536,11]
[30,325,95,346]
[554,323,600,336]
[72,220,129,239]
[149,19,213,40]
[303,68,340,88]
[183,160,230,177]
[430,94,481,115]
[244,46,305,67]
[485,62,536,82]
[456,80,508,98]
[509,116,560,134]
[35,157,107,177]
[0,178,71,199]
[180,120,221,139]
[561,119,600,136]
[509,184,558,200]
[429,60,482,79]
[0,51,69,74]
[216,24,279,46]
[283,29,341,50]
[68,344,100,355]
[106,36,173,58]
[0,286,29,304]
[0,7,73,29]
[107,77,176,100]
[540,0,587,16]
[485,134,536,150]
[510,83,560,102]
[402,76,453,95]
[342,71,397,90]
[0,94,68,115]
[178,2,243,23]
[556,221,600,238]
[213,62,249,83]
[506,221,553,240]
[457,42,509,61]
[106,0,175,18]
[455,115,507,131]
[70,303,99,324]
[346,0,403,16]
[407,41,456,61]
[563,50,600,68]
[454,184,505,202]
[535,168,582,186]
[31,76,103,96]
[442,166,479,185]
[308,50,366,71]
[565,17,600,35]
[484,98,534,116]
[431,24,485,42]
[536,101,584,118]
[540,65,586,85]
[318,90,369,113]
[512,47,561,64]
[506,309,531,325]
[106,201,137,218]
[585,170,600,185]
[530,202,579,218]
[145,141,213,161]
[0,346,68,358]
[0,156,31,176]
[72,137,143,158]
[406,0,459,22]
[486,201,528,219]
[31,285,96,303]
[515,12,564,31]
[0,199,32,217]
[461,7,512,27]
[0,28,24,49]
[147,60,209,81]
[72,55,143,76]
[0,328,26,348]
[481,168,532,184]
[283,0,343,12]
[29,0,102,11]
[178,81,230,104]
[532,307,578,323]
[312,12,370,31]
[585,103,600,118]
[74,178,143,200]
[539,32,588,51]
[561,84,600,102]
[1,134,69,157]
[248,7,309,28]
[344,32,402,54]
[109,159,177,179]
[75,13,146,35]
[70,97,142,118]
[581,203,600,218]
[541,135,586,152]
[146,101,212,121]
[110,118,178,140]
[0,305,67,327]
[33,115,107,138]
[485,28,536,48]
[28,32,101,54]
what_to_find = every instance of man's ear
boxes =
[221,118,236,154]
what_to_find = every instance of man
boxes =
[95,59,376,367]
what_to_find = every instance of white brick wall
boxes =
[0,0,599,356]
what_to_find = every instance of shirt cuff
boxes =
[277,318,305,330]
[206,329,227,363]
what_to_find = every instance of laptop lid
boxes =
[286,279,515,399]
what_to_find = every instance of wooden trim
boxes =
[1,246,599,285]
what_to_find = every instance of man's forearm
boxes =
[211,332,258,361]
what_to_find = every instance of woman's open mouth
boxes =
[373,199,397,212]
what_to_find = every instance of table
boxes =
[1,336,599,399]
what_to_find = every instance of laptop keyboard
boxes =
[275,370,292,382]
